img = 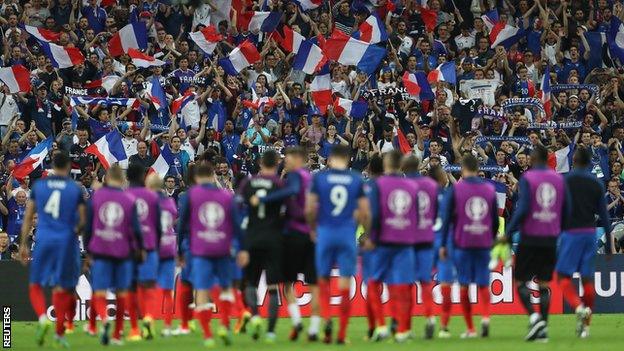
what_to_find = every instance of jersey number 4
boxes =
[330,185,347,216]
[43,190,61,219]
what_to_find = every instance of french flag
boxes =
[0,65,31,93]
[39,41,84,68]
[274,26,306,53]
[218,40,261,76]
[85,131,128,169]
[189,25,223,55]
[490,22,526,49]
[23,24,60,42]
[12,137,54,180]
[427,62,457,85]
[608,16,624,64]
[548,143,575,174]
[146,76,168,113]
[352,13,388,44]
[540,65,552,119]
[243,86,274,110]
[333,98,367,120]
[108,22,148,57]
[171,91,197,115]
[490,180,507,216]
[149,144,175,177]
[292,0,321,11]
[128,48,166,68]
[481,9,499,31]
[403,71,434,101]
[325,30,386,74]
[238,11,281,33]
[310,63,332,114]
[292,40,326,74]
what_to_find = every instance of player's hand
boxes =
[363,238,375,251]
[439,247,447,261]
[236,250,249,268]
[249,195,260,207]
[18,246,30,265]
[310,230,317,243]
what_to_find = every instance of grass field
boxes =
[9,315,624,351]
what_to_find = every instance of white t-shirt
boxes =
[192,3,212,30]
[122,137,138,158]
[0,93,18,126]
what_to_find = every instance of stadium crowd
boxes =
[1,0,624,255]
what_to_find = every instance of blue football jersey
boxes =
[31,175,84,240]
[311,169,365,228]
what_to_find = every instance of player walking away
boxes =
[428,165,456,338]
[402,155,439,339]
[177,162,245,348]
[19,152,86,348]
[505,145,572,342]
[147,174,178,337]
[359,154,385,341]
[364,151,420,343]
[249,147,321,341]
[439,154,498,338]
[555,146,613,338]
[84,165,143,346]
[305,145,371,344]
[127,164,163,340]
[238,150,285,343]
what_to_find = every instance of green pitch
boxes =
[10,315,623,351]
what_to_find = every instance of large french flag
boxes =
[488,179,507,216]
[171,91,197,115]
[548,143,575,174]
[189,25,223,55]
[275,26,306,53]
[540,65,552,119]
[292,40,326,74]
[39,41,84,68]
[292,0,321,11]
[0,65,31,93]
[608,16,624,64]
[23,24,60,42]
[218,40,261,76]
[85,131,128,169]
[149,144,175,177]
[490,22,526,49]
[310,63,332,114]
[325,31,386,74]
[481,9,499,31]
[403,71,434,101]
[128,48,166,68]
[238,11,281,33]
[12,137,54,180]
[333,98,367,120]
[108,22,148,57]
[146,76,168,113]
[352,13,388,44]
[427,62,457,85]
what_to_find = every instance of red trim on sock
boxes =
[52,291,65,336]
[421,282,434,318]
[177,282,193,328]
[364,284,375,330]
[29,284,47,317]
[197,309,213,339]
[65,292,76,326]
[397,285,412,333]
[161,289,174,327]
[318,279,331,320]
[219,298,232,328]
[126,291,139,330]
[441,285,452,328]
[582,281,595,310]
[460,287,474,331]
[88,302,97,330]
[559,277,582,310]
[92,295,109,322]
[368,280,385,327]
[114,295,126,339]
[478,286,490,319]
[337,288,351,340]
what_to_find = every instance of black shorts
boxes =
[245,244,283,286]
[514,244,557,282]
[282,231,317,284]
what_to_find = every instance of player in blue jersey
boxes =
[305,145,371,344]
[19,153,86,348]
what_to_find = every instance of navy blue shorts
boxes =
[360,250,376,282]
[316,226,357,277]
[157,259,176,290]
[191,256,231,290]
[556,232,597,278]
[137,250,159,282]
[413,246,434,283]
[91,258,134,291]
[30,237,80,289]
[453,248,490,286]
[371,246,415,284]
[180,250,192,283]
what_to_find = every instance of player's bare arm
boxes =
[18,200,36,265]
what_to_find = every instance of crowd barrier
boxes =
[2,255,623,321]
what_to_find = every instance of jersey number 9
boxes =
[330,185,348,216]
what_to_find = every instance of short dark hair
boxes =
[401,155,420,174]
[461,154,479,172]
[329,145,351,160]
[127,163,146,185]
[368,154,384,177]
[573,146,592,168]
[164,176,176,183]
[260,150,280,168]
[52,152,71,170]
[531,144,549,164]
[384,150,403,171]
[195,162,215,177]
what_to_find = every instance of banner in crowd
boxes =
[551,84,600,96]
[64,86,88,96]
[444,164,508,173]
[527,121,583,130]
[500,97,545,114]
[459,79,501,107]
[475,135,530,144]
[361,87,411,102]
[477,106,505,120]
[4,255,624,321]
